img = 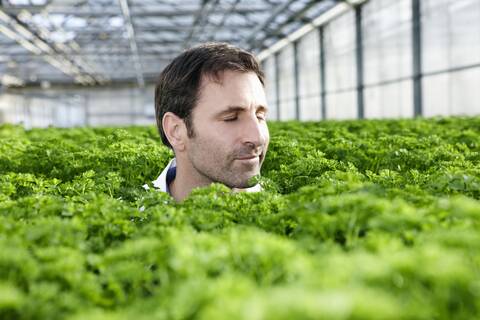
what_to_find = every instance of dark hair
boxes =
[154,42,265,149]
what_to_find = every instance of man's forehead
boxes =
[200,70,227,85]
[196,71,267,109]
[199,69,263,87]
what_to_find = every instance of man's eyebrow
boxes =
[218,106,246,115]
[217,105,269,116]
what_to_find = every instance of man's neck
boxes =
[169,157,212,202]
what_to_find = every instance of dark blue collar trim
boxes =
[166,166,176,194]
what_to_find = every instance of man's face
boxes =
[185,70,270,188]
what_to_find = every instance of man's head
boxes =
[155,42,269,189]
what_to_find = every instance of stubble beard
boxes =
[188,138,263,189]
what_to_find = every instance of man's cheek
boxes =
[263,126,270,146]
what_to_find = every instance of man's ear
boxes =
[162,112,187,152]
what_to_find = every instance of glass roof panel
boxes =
[0,0,340,86]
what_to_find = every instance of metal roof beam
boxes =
[183,0,217,48]
[118,0,144,87]
[70,24,257,34]
[0,0,344,86]
[187,0,222,44]
[17,7,273,17]
[2,52,177,58]
[0,9,99,86]
[247,0,336,50]
[74,37,242,45]
[242,0,298,49]
[207,0,241,41]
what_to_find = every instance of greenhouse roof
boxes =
[0,0,340,87]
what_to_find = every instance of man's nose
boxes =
[241,115,267,148]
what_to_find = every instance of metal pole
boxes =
[84,91,90,126]
[118,0,145,87]
[25,97,32,129]
[319,26,327,120]
[355,5,365,119]
[274,52,281,121]
[412,0,423,117]
[130,88,136,125]
[293,41,301,120]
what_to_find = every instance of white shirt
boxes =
[143,158,262,194]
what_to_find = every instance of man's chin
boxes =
[228,173,260,189]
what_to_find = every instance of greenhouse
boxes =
[0,0,479,319]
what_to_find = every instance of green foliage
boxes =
[1,117,480,319]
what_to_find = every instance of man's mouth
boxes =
[236,155,259,160]
[234,148,265,164]
[235,154,261,167]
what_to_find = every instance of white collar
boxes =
[146,157,262,194]
[152,158,176,192]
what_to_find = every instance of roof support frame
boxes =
[183,0,219,48]
[0,9,99,85]
[242,0,298,50]
[207,0,241,41]
[118,0,145,87]
[0,0,344,87]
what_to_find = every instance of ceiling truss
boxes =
[0,0,340,87]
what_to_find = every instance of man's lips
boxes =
[236,155,259,160]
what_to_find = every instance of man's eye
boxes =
[224,117,237,122]
[257,114,266,121]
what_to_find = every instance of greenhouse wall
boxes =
[261,0,480,121]
[0,86,154,128]
[421,0,480,117]
[263,56,278,121]
[324,9,358,120]
[277,44,297,121]
[1,0,480,127]
[298,29,322,121]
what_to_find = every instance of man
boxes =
[151,42,270,202]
